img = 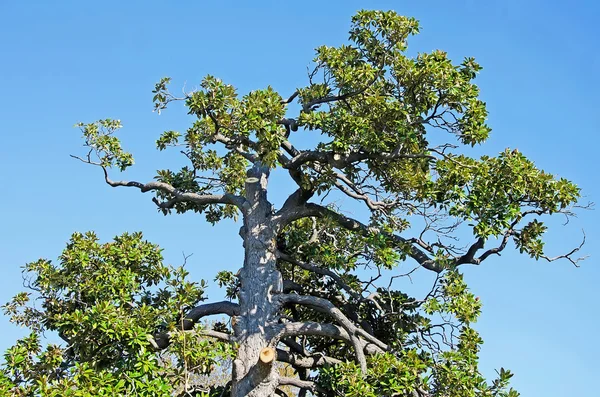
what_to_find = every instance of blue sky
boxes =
[0,0,598,395]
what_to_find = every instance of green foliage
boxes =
[74,11,577,253]
[278,217,519,396]
[431,149,580,240]
[299,10,489,159]
[76,119,133,171]
[319,351,429,397]
[11,8,582,397]
[1,232,232,396]
[424,271,482,323]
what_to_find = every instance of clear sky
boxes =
[0,1,598,395]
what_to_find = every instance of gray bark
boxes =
[231,164,283,397]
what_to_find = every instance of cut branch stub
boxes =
[259,347,276,365]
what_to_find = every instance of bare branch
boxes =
[278,377,325,394]
[96,167,247,210]
[284,148,434,171]
[280,293,390,372]
[281,294,387,350]
[199,329,235,343]
[281,90,299,105]
[276,321,351,341]
[276,349,342,368]
[277,251,383,311]
[273,322,384,359]
[150,301,240,350]
[454,209,582,266]
[540,231,587,267]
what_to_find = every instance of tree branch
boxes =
[283,149,433,171]
[212,132,259,163]
[300,69,383,112]
[281,91,299,105]
[277,251,383,311]
[98,167,247,210]
[540,231,587,267]
[276,349,342,368]
[280,294,387,351]
[284,203,442,272]
[283,279,303,293]
[199,329,235,342]
[278,377,322,394]
[280,294,390,372]
[277,321,351,341]
[150,301,240,349]
[274,322,383,355]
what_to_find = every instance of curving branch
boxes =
[454,210,586,267]
[283,148,434,171]
[72,153,247,211]
[324,169,393,212]
[276,349,342,369]
[278,377,324,394]
[278,202,577,274]
[277,251,383,312]
[279,294,390,372]
[275,321,384,357]
[276,321,351,342]
[280,203,442,273]
[150,301,240,350]
[280,295,387,351]
[199,329,235,343]
[95,166,248,210]
[280,91,299,105]
[211,133,259,163]
[540,231,587,267]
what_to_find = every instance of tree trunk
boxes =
[231,164,282,397]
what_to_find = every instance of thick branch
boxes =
[280,294,390,372]
[278,377,324,394]
[277,184,315,220]
[275,149,316,218]
[275,322,383,355]
[199,329,235,342]
[283,279,303,293]
[276,349,342,368]
[150,301,240,349]
[183,301,240,328]
[277,321,351,341]
[284,149,433,171]
[280,294,387,351]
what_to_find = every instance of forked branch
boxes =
[279,293,390,372]
[277,251,383,311]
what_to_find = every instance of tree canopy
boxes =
[1,10,583,397]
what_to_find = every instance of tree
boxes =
[1,10,584,397]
